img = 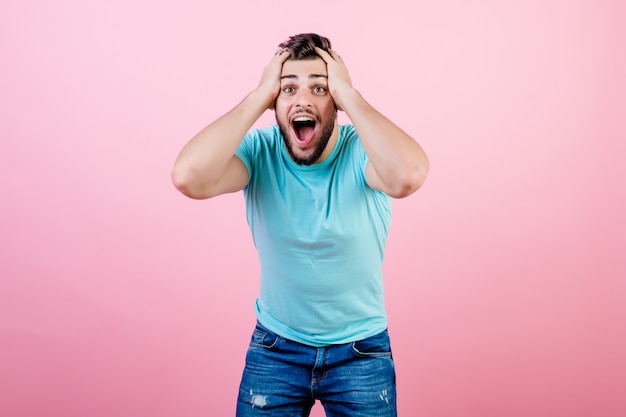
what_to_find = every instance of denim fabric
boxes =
[236,322,397,417]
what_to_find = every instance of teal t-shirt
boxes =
[235,124,391,346]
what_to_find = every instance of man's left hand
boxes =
[315,47,354,111]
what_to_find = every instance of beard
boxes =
[277,110,337,166]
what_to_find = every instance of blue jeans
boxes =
[236,322,397,417]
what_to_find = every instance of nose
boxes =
[294,89,313,107]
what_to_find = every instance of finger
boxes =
[314,47,333,62]
[328,49,342,61]
[277,52,290,68]
[274,48,290,60]
[271,49,290,66]
[315,47,341,60]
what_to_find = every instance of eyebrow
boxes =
[280,74,328,80]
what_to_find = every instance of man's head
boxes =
[275,33,337,165]
[278,33,332,60]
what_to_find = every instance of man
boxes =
[172,33,429,417]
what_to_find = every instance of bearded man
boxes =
[172,33,430,417]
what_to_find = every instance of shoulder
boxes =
[238,125,282,157]
[339,124,362,150]
[243,125,281,145]
[340,124,358,141]
[338,124,366,160]
[237,125,285,176]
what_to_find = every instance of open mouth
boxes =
[292,115,317,146]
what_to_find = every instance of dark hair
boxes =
[278,33,332,59]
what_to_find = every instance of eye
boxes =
[282,86,295,94]
[313,86,327,95]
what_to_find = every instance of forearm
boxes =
[171,89,270,197]
[340,88,430,197]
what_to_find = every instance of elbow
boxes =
[170,165,195,198]
[171,164,211,200]
[388,162,430,199]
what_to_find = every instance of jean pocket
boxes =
[249,323,279,349]
[351,330,392,358]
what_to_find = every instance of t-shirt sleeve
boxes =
[234,130,259,179]
[342,125,369,185]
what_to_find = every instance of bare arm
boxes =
[171,50,290,199]
[315,48,429,198]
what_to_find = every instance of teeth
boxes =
[293,116,315,122]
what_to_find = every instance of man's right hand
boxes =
[257,49,290,110]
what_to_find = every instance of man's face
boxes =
[275,57,338,165]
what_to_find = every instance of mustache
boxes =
[290,108,318,120]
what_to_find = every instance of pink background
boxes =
[1,0,625,416]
